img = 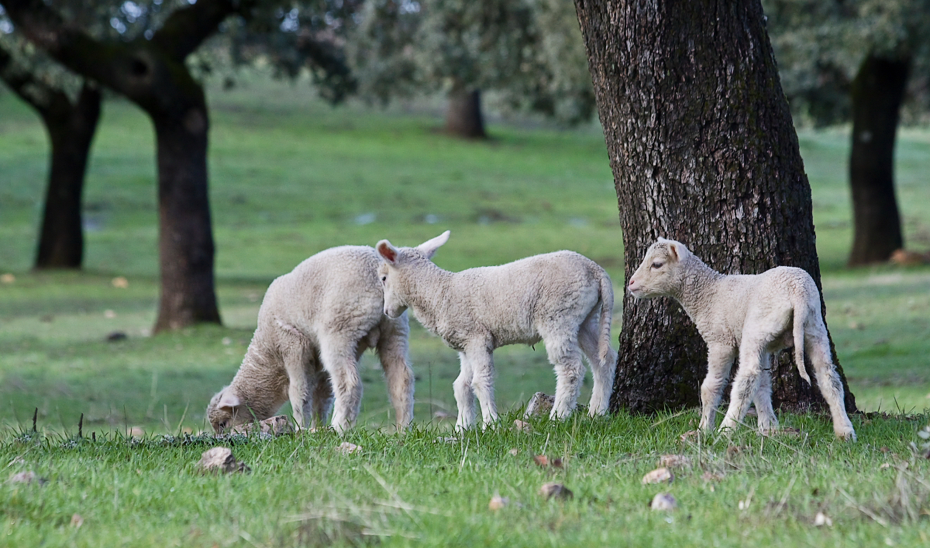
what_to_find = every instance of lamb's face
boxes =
[375,232,449,318]
[627,239,686,299]
[206,386,247,433]
[378,262,407,319]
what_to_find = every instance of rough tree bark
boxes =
[0,46,101,270]
[848,54,910,266]
[445,87,487,139]
[4,0,251,331]
[573,0,856,415]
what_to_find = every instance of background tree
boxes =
[573,0,856,414]
[3,0,358,332]
[765,0,930,265]
[0,5,101,270]
[351,0,595,137]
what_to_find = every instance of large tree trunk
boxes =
[34,83,101,269]
[847,54,910,266]
[574,0,856,414]
[151,82,221,332]
[445,87,487,139]
[0,46,101,270]
[5,0,237,333]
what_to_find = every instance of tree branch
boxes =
[2,0,127,89]
[0,40,59,114]
[152,0,256,61]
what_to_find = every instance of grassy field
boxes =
[1,79,929,546]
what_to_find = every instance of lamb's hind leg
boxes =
[719,342,764,432]
[377,315,415,430]
[319,337,363,433]
[579,314,617,416]
[753,358,778,433]
[453,353,477,430]
[700,345,737,432]
[806,329,856,441]
[545,334,585,420]
[283,344,314,430]
[310,369,333,428]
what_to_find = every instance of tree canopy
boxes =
[765,0,930,126]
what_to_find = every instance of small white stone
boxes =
[650,493,677,511]
[336,442,362,455]
[814,512,832,527]
[642,467,674,485]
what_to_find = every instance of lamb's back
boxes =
[259,246,384,339]
[445,251,601,342]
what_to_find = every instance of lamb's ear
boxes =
[668,243,680,262]
[416,230,450,259]
[376,240,398,264]
[217,389,241,412]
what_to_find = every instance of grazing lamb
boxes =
[375,231,617,430]
[206,246,414,434]
[627,238,855,441]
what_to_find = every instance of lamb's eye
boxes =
[381,275,387,283]
[651,262,663,269]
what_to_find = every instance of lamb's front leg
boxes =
[453,352,477,430]
[699,344,737,432]
[719,342,765,432]
[467,346,499,428]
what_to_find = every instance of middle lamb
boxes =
[376,231,617,429]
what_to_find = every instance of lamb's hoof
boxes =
[835,426,857,442]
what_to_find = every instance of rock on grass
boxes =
[642,467,674,485]
[539,483,573,501]
[197,447,250,474]
[231,415,294,436]
[650,493,677,511]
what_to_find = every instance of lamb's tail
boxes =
[793,297,812,384]
[596,268,617,370]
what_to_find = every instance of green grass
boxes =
[2,411,929,546]
[1,79,930,546]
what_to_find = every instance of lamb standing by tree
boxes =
[375,231,617,430]
[627,238,856,441]
[206,246,414,433]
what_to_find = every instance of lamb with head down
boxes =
[627,238,855,441]
[376,231,617,430]
[206,246,414,434]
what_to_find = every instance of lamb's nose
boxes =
[628,278,635,286]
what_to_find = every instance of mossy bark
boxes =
[573,0,856,414]
[848,54,910,267]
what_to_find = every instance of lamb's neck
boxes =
[672,257,724,325]
[232,349,287,419]
[404,265,455,334]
